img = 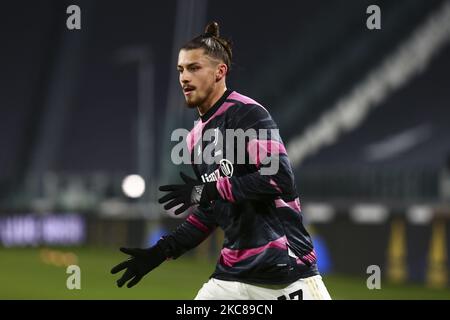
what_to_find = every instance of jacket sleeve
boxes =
[157,205,217,259]
[215,104,297,203]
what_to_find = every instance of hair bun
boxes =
[204,21,220,37]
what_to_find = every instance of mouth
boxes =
[183,86,195,96]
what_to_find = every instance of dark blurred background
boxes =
[1,0,450,298]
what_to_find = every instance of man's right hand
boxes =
[110,245,166,288]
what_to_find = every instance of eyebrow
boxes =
[177,62,201,69]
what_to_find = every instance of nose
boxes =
[180,71,190,85]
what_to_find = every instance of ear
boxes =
[216,63,228,82]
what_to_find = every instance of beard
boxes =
[183,85,214,109]
[184,96,199,108]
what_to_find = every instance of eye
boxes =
[189,66,200,72]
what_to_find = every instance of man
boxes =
[111,22,331,300]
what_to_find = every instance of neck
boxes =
[197,86,227,116]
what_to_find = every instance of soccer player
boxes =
[111,22,331,300]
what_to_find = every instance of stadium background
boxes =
[1,0,450,299]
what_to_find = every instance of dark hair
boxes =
[181,21,233,73]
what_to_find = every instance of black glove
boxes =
[158,172,219,215]
[110,245,166,288]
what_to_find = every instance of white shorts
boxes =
[194,275,331,300]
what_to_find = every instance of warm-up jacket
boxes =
[158,90,319,285]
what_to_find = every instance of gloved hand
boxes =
[110,245,166,288]
[158,172,218,215]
